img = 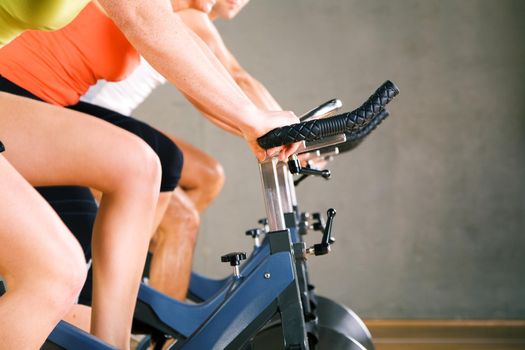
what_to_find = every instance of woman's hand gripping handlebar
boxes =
[257,81,399,150]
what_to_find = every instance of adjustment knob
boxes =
[245,228,263,247]
[245,228,262,238]
[257,218,270,233]
[221,252,246,278]
[326,208,337,244]
[307,208,337,256]
[221,252,247,267]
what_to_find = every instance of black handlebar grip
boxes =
[348,109,390,142]
[316,109,389,155]
[335,109,390,154]
[257,80,399,149]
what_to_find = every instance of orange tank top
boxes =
[0,2,139,106]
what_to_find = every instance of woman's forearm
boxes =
[100,0,261,135]
[182,92,242,136]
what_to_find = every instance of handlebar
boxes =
[333,109,390,154]
[257,81,399,149]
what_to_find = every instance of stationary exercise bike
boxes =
[187,99,391,350]
[131,80,398,350]
[35,80,399,349]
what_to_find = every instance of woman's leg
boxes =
[67,101,184,232]
[0,92,160,349]
[36,186,97,332]
[0,156,87,349]
[63,304,92,333]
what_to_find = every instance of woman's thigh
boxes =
[0,92,156,191]
[68,101,184,192]
[0,156,83,284]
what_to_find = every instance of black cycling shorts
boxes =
[0,76,183,192]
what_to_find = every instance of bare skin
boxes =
[84,115,225,303]
[174,137,225,213]
[0,156,87,350]
[0,93,161,349]
[1,0,298,347]
[148,136,224,299]
[180,0,282,112]
[149,188,200,299]
[148,0,286,300]
[99,0,300,161]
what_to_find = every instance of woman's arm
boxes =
[98,0,296,160]
[179,9,282,111]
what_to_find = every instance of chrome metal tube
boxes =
[296,133,347,154]
[300,99,343,122]
[259,158,286,231]
[277,163,294,213]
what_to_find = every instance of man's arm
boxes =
[179,9,282,111]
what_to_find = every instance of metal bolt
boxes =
[264,272,271,279]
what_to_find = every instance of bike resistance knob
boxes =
[221,252,247,277]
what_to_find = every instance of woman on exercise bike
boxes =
[76,0,282,302]
[0,0,299,349]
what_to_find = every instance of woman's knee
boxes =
[110,137,162,194]
[108,116,182,192]
[10,231,87,311]
[46,233,87,300]
[55,245,88,306]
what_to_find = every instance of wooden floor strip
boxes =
[364,320,525,350]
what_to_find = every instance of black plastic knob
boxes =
[258,218,268,226]
[245,228,262,238]
[220,252,247,267]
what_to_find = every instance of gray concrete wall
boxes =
[135,0,525,319]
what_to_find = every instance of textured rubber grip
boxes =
[257,80,399,149]
[336,109,390,154]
